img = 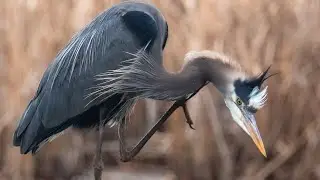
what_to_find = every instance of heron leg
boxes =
[93,110,105,180]
[182,103,195,130]
[118,99,185,162]
[182,83,208,130]
[118,85,206,162]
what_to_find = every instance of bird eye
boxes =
[236,98,242,106]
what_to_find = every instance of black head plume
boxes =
[245,65,273,89]
[234,65,277,106]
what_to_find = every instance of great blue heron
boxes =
[13,1,273,180]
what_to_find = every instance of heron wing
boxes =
[121,10,158,51]
[18,6,159,131]
[13,2,166,155]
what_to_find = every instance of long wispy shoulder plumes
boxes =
[85,46,194,106]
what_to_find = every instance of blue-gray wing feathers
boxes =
[13,3,161,154]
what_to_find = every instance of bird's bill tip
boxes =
[244,117,267,158]
[248,128,267,157]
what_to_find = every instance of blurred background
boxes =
[0,0,320,179]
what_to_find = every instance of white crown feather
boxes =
[248,86,268,109]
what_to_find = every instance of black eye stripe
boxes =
[234,79,252,105]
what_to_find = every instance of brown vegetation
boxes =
[0,0,319,179]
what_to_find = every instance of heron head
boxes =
[224,66,274,157]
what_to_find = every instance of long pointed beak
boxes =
[224,99,267,157]
[241,111,267,157]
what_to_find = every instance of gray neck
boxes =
[136,55,243,100]
[142,61,206,100]
[91,51,244,102]
[190,57,243,95]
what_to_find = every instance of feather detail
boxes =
[248,86,268,109]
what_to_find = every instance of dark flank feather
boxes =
[13,1,169,154]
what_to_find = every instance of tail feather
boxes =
[13,96,45,154]
[20,110,42,154]
[13,99,38,147]
[13,97,72,154]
